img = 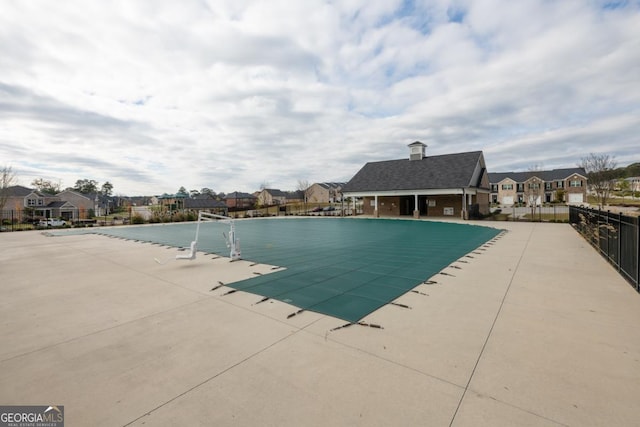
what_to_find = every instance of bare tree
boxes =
[580,153,617,207]
[525,165,544,218]
[1,165,16,211]
[297,179,311,213]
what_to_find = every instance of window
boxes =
[27,199,36,206]
[570,180,582,187]
[528,183,540,190]
[545,182,552,190]
[557,181,564,188]
[517,184,524,192]
[501,183,513,190]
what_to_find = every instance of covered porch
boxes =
[344,188,490,219]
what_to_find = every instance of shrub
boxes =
[131,215,145,224]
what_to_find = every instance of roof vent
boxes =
[408,141,426,161]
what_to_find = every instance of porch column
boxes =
[461,189,467,220]
[413,194,420,219]
[374,195,379,218]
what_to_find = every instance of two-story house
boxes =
[306,182,346,204]
[489,168,587,206]
[224,192,257,209]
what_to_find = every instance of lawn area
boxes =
[521,213,569,222]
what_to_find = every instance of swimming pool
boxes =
[64,218,502,323]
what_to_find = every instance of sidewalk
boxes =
[1,222,639,426]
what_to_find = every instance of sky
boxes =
[1,0,639,196]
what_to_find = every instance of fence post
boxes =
[636,216,640,292]
[608,210,612,262]
[618,212,622,273]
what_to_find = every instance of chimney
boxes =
[408,141,426,161]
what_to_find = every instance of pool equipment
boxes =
[154,212,241,264]
[197,212,241,261]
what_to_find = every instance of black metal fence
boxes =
[1,209,100,231]
[569,205,639,292]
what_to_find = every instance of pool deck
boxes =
[1,220,639,426]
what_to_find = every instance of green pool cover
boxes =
[68,218,501,323]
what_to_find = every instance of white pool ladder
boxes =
[155,212,241,264]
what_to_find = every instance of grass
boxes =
[587,195,640,206]
[522,213,569,221]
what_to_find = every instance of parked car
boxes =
[322,206,336,211]
[39,218,67,227]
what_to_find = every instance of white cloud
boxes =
[0,0,638,195]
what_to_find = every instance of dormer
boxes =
[408,141,427,161]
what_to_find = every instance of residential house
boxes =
[306,182,346,204]
[624,177,640,193]
[342,142,491,219]
[489,168,587,206]
[224,191,257,209]
[1,185,33,220]
[284,190,304,204]
[256,189,288,206]
[57,190,95,219]
[1,186,115,221]
[22,190,77,220]
[156,193,188,212]
[184,195,228,216]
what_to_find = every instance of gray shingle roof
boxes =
[184,198,227,209]
[46,201,72,208]
[488,168,586,184]
[4,185,33,197]
[316,182,346,189]
[342,151,484,192]
[264,189,287,197]
[224,191,256,199]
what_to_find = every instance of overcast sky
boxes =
[1,0,638,195]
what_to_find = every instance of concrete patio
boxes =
[1,220,639,426]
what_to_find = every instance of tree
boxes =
[297,179,311,213]
[73,179,99,194]
[1,165,16,210]
[176,186,189,197]
[101,181,113,196]
[524,165,543,218]
[32,178,61,195]
[201,188,215,197]
[580,153,617,207]
[190,189,200,198]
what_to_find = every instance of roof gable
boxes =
[343,151,484,192]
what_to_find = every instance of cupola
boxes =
[408,141,426,161]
